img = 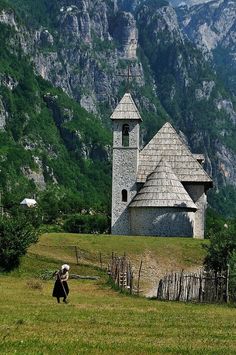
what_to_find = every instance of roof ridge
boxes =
[110,92,142,121]
[161,123,213,181]
[138,121,212,184]
[130,157,197,210]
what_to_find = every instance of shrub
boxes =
[204,223,236,273]
[0,214,39,271]
[64,213,109,234]
[203,221,236,300]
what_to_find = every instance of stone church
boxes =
[111,93,213,239]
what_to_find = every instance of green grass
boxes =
[1,233,236,354]
[30,232,207,266]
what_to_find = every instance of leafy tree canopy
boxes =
[204,223,236,273]
[0,213,39,271]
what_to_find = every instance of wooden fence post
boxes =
[137,260,143,296]
[108,253,137,295]
[177,270,183,301]
[130,269,134,295]
[226,264,230,303]
[198,272,202,303]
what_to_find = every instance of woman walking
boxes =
[52,264,70,303]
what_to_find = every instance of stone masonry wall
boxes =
[111,119,140,235]
[130,207,195,237]
[112,119,140,147]
[184,184,206,239]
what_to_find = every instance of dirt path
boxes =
[130,250,203,297]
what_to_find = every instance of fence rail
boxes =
[108,254,133,293]
[157,270,229,303]
[108,254,143,295]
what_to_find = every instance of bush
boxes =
[205,208,227,237]
[230,251,236,301]
[0,214,39,271]
[64,213,109,234]
[203,221,236,300]
[204,223,236,273]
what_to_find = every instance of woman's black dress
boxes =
[52,272,69,298]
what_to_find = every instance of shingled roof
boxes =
[110,93,142,121]
[130,159,197,210]
[137,122,212,185]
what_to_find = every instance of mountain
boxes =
[0,0,236,219]
[0,0,112,222]
[176,0,236,92]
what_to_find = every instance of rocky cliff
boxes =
[177,0,236,92]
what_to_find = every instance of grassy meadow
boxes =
[1,233,236,354]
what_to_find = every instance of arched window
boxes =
[122,124,129,147]
[122,189,128,202]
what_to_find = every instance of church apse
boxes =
[130,208,195,237]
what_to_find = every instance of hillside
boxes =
[1,233,235,354]
[30,233,207,296]
[0,4,111,217]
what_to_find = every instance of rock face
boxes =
[112,11,138,59]
[114,0,141,12]
[216,142,236,187]
[27,1,144,113]
[177,0,236,51]
[0,9,18,29]
[177,0,236,91]
[0,98,7,130]
[195,81,215,101]
[22,164,46,191]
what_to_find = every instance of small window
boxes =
[122,124,129,147]
[122,189,128,202]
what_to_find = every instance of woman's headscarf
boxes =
[61,264,70,271]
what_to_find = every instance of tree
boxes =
[204,223,236,273]
[203,221,236,300]
[0,214,39,271]
[63,213,109,234]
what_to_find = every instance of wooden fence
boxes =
[157,270,229,303]
[108,254,133,293]
[108,254,143,295]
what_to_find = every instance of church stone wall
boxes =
[111,119,140,235]
[113,119,140,148]
[130,207,195,237]
[184,184,206,239]
[112,148,138,235]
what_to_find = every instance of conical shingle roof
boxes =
[137,122,212,185]
[130,159,197,210]
[110,93,142,121]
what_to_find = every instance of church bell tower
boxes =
[111,93,142,235]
